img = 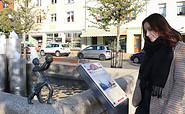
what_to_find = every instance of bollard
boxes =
[0,54,8,92]
[8,58,26,97]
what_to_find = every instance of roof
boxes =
[80,28,127,37]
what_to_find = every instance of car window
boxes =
[46,44,52,48]
[61,44,69,47]
[106,46,110,50]
[97,46,104,50]
[51,44,54,47]
[54,44,59,47]
[86,46,93,50]
[93,46,97,50]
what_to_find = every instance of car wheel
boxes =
[40,51,45,56]
[78,53,84,59]
[99,54,106,61]
[133,57,140,63]
[55,51,61,57]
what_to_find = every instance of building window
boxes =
[177,2,185,16]
[46,33,61,44]
[3,2,7,8]
[159,4,166,17]
[96,13,110,22]
[67,11,74,22]
[36,16,41,23]
[51,0,57,4]
[126,11,136,20]
[65,32,81,48]
[97,13,101,21]
[51,13,57,22]
[68,0,74,3]
[36,0,42,6]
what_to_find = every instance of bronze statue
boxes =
[27,55,53,104]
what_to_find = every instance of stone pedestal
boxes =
[9,58,26,97]
[0,54,8,92]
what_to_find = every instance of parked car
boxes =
[40,43,71,57]
[130,52,145,63]
[77,45,112,61]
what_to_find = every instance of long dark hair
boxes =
[142,13,182,47]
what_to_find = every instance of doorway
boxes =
[92,37,97,45]
[134,35,141,53]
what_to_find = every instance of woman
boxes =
[132,13,185,114]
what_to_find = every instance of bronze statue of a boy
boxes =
[27,55,53,104]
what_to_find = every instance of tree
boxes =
[0,0,47,58]
[86,0,147,67]
[0,0,15,35]
[13,0,47,58]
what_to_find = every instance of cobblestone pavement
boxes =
[40,78,89,103]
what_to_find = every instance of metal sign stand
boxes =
[76,62,128,114]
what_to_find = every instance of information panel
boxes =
[77,62,128,114]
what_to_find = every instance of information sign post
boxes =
[76,62,128,114]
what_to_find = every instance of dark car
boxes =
[130,52,145,63]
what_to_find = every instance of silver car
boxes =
[77,45,112,61]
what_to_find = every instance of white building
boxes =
[15,0,86,52]
[15,0,185,54]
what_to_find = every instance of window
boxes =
[51,0,57,4]
[159,4,166,17]
[36,15,41,23]
[64,32,82,49]
[97,13,101,21]
[51,13,57,22]
[46,44,52,48]
[87,46,93,50]
[68,0,74,3]
[53,44,59,47]
[96,13,110,22]
[3,2,7,8]
[126,11,136,20]
[36,0,41,6]
[67,11,74,22]
[177,2,185,16]
[97,46,104,50]
[46,33,61,44]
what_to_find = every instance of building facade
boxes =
[15,0,86,52]
[15,0,185,54]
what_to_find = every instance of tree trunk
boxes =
[115,22,120,67]
[23,32,26,58]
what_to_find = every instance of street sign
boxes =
[76,62,128,114]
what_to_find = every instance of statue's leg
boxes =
[46,82,54,104]
[27,93,35,104]
[37,92,45,103]
[35,82,46,103]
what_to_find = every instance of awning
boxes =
[81,28,127,37]
[31,33,43,37]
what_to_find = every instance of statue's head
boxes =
[45,54,53,63]
[32,58,40,65]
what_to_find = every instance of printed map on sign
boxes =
[81,62,127,107]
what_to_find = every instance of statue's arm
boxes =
[39,62,49,71]
[43,62,50,71]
